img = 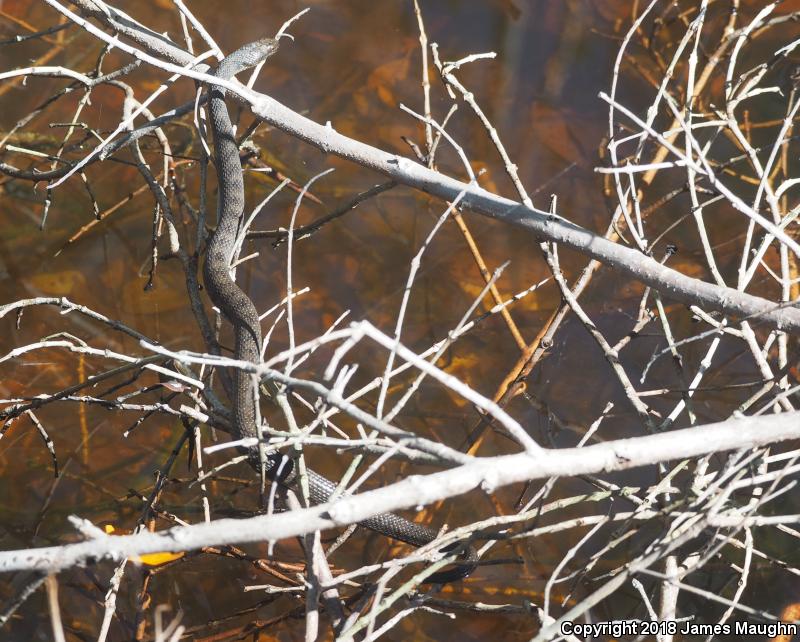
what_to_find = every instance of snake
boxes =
[203,38,476,584]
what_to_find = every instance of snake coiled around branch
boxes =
[202,37,476,584]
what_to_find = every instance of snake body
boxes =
[203,38,475,584]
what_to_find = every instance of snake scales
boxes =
[203,38,476,584]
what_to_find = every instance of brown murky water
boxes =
[2,1,799,640]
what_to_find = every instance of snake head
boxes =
[235,38,280,66]
[216,38,280,78]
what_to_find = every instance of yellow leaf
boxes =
[103,523,183,565]
[27,270,86,295]
[137,551,184,566]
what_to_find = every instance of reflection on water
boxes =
[1,1,797,640]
